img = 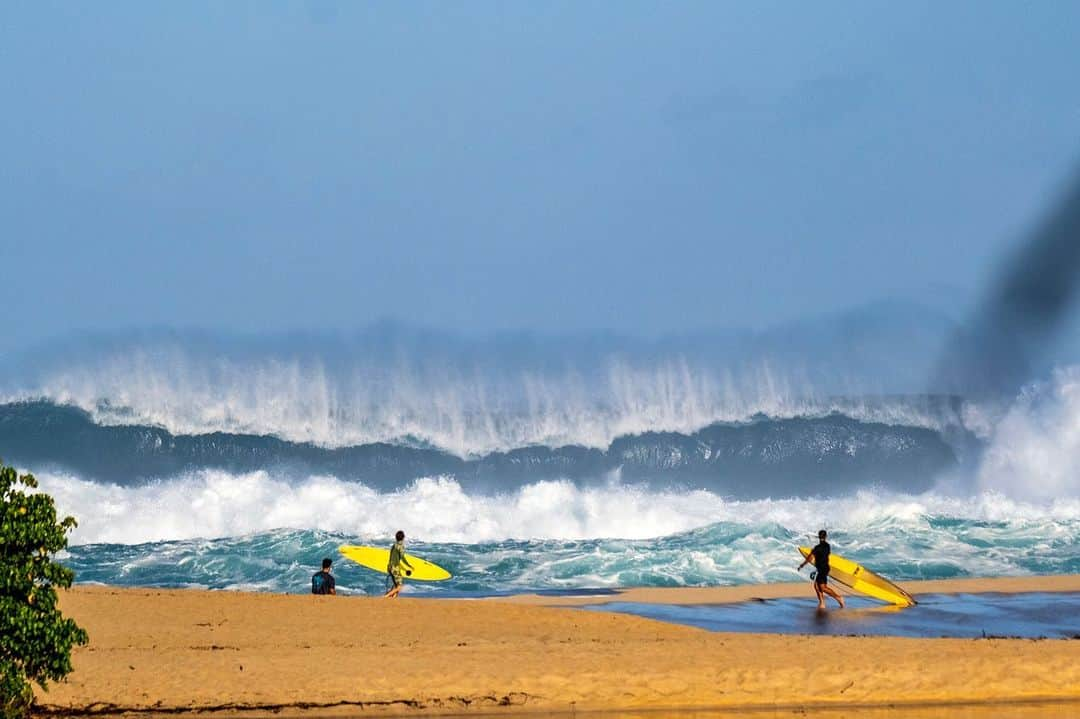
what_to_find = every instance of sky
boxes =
[2,1,1080,349]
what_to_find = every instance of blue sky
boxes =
[2,1,1079,348]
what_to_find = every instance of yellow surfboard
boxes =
[339,545,452,581]
[799,546,916,607]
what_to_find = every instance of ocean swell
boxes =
[1,400,963,496]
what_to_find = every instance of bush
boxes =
[1,463,88,718]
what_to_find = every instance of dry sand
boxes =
[32,576,1080,717]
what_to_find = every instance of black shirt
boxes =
[311,570,336,595]
[812,541,831,573]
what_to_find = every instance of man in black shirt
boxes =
[311,557,336,595]
[798,530,844,609]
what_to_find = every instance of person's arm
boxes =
[798,551,815,570]
[402,553,414,573]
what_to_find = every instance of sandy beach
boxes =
[31,575,1080,717]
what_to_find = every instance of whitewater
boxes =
[50,478,1080,595]
[3,329,1079,595]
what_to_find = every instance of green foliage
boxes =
[1,462,88,718]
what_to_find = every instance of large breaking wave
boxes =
[0,309,957,456]
[0,319,983,496]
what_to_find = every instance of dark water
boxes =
[0,399,962,495]
[585,592,1080,639]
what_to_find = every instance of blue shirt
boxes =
[311,570,335,595]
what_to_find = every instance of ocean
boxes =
[2,331,1078,596]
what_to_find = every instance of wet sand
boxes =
[586,592,1080,638]
[33,575,1080,717]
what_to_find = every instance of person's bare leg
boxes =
[814,580,825,609]
[823,584,844,608]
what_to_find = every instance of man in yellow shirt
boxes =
[384,530,414,599]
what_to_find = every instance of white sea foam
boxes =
[32,469,1080,547]
[978,366,1080,499]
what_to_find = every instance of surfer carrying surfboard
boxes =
[384,530,414,599]
[798,530,845,610]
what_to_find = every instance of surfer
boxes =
[311,557,336,595]
[798,530,844,609]
[384,530,414,599]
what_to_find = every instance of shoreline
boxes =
[34,575,1080,717]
